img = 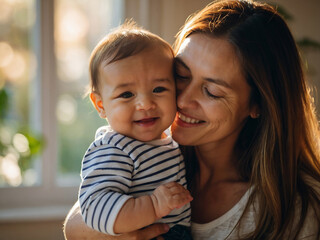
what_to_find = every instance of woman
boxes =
[64,0,320,239]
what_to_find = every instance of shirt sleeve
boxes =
[79,141,134,235]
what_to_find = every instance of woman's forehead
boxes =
[175,33,249,92]
[177,35,240,72]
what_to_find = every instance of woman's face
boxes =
[171,33,257,148]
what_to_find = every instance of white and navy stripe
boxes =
[79,126,191,235]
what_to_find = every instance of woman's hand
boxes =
[63,201,169,240]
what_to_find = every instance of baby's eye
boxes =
[118,91,134,98]
[153,87,167,93]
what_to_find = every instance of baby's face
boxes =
[94,46,176,142]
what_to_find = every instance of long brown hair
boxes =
[175,0,320,239]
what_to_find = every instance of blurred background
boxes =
[0,0,319,239]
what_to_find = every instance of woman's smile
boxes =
[177,112,204,125]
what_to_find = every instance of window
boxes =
[54,0,122,185]
[0,0,123,220]
[0,0,41,188]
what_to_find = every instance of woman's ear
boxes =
[249,104,260,119]
[90,92,106,118]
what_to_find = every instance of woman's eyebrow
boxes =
[174,57,190,70]
[175,57,232,89]
[204,77,232,89]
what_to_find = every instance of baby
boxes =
[78,21,192,239]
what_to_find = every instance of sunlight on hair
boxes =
[0,153,22,187]
[56,94,77,124]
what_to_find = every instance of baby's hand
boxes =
[150,182,193,219]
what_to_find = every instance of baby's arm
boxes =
[64,201,170,240]
[79,142,134,235]
[114,181,192,234]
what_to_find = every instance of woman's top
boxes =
[192,177,320,239]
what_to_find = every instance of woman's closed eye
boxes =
[204,87,222,99]
[118,91,134,99]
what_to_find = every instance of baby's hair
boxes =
[89,19,173,94]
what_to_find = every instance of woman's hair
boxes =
[175,0,320,239]
[89,20,173,94]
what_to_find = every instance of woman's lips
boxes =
[178,113,202,124]
[175,112,204,127]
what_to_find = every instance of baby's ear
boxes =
[90,92,106,118]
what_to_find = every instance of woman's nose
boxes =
[136,95,156,111]
[177,83,198,109]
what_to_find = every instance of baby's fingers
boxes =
[173,192,193,208]
[165,182,188,194]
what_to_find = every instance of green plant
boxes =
[0,86,43,186]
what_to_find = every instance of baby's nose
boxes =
[136,96,156,111]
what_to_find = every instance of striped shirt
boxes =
[79,126,191,235]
